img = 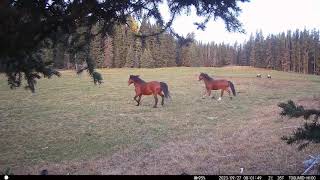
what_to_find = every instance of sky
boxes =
[160,0,320,44]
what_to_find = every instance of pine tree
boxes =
[161,33,177,67]
[112,25,127,68]
[190,42,200,67]
[176,33,194,66]
[53,42,67,69]
[124,46,135,68]
[140,48,155,68]
[280,32,290,71]
[133,38,143,68]
[301,30,310,74]
[287,30,293,71]
[314,30,320,74]
[248,34,256,67]
[254,30,265,68]
[265,36,273,69]
[90,22,105,68]
[103,36,113,68]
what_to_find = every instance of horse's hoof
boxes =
[153,106,157,108]
[230,97,232,100]
[217,97,222,101]
[136,104,139,106]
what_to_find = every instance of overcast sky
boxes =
[161,0,320,44]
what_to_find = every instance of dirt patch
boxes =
[296,97,320,109]
[15,98,320,175]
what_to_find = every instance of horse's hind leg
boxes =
[226,89,232,100]
[211,90,216,99]
[153,94,158,108]
[158,92,165,106]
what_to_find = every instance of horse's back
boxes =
[141,81,161,95]
[208,79,229,90]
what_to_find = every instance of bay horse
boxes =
[198,73,236,100]
[128,75,171,108]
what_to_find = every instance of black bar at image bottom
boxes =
[1,175,319,180]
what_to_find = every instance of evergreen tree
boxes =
[279,100,320,150]
[254,30,265,68]
[124,46,135,68]
[180,45,192,67]
[280,32,290,71]
[103,36,113,68]
[248,34,256,67]
[52,42,66,69]
[133,38,143,68]
[264,36,273,69]
[112,25,127,68]
[161,33,177,67]
[0,0,249,92]
[90,22,105,68]
[140,48,155,68]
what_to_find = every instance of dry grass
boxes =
[1,66,320,175]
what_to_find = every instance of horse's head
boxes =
[128,75,139,86]
[199,73,212,81]
[198,73,205,81]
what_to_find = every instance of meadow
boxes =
[1,66,320,174]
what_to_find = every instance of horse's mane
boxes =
[200,73,213,81]
[130,75,146,83]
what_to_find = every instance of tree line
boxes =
[46,19,320,75]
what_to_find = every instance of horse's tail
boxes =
[228,81,236,96]
[160,82,171,99]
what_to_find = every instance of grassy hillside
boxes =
[1,66,320,174]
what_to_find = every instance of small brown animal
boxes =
[256,74,262,78]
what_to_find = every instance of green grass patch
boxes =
[0,67,320,170]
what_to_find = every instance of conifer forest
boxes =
[46,18,320,75]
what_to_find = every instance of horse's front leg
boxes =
[201,89,207,99]
[153,94,158,108]
[218,89,224,101]
[137,95,142,106]
[133,95,138,106]
[134,94,142,106]
[202,88,211,99]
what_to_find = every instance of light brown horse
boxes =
[128,75,171,108]
[198,73,236,100]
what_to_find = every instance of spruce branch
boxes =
[278,100,320,150]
